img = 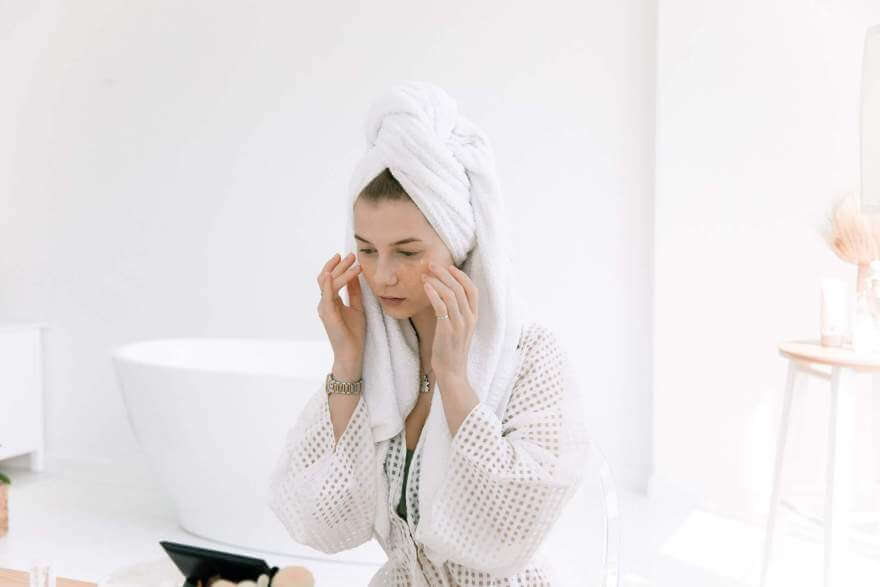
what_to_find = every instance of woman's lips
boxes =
[380,296,406,304]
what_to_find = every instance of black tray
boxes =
[159,540,279,587]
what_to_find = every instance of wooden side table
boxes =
[759,340,879,586]
[0,567,95,586]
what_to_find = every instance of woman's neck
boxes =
[408,314,435,373]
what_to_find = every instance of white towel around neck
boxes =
[340,81,529,568]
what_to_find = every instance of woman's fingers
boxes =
[425,264,466,324]
[320,270,336,302]
[330,254,360,292]
[347,269,363,311]
[331,252,355,278]
[424,275,462,327]
[448,265,478,320]
[318,253,341,287]
[317,252,354,290]
[423,281,447,321]
[316,253,361,304]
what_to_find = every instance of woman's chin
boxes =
[382,306,410,317]
[375,294,422,318]
[380,303,415,319]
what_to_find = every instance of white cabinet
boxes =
[0,323,47,471]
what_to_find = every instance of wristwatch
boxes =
[325,372,364,395]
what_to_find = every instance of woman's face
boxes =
[353,196,455,318]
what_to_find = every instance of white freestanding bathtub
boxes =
[109,337,387,565]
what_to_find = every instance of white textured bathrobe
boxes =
[267,321,591,585]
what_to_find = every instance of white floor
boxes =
[0,457,879,586]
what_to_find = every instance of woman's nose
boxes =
[374,261,398,285]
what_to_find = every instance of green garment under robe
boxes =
[396,448,415,521]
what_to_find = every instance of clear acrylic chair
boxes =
[539,436,621,586]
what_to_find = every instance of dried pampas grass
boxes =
[820,191,880,264]
[819,191,880,296]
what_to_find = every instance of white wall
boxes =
[1,1,656,492]
[654,0,880,517]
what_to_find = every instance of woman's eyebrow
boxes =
[354,234,422,246]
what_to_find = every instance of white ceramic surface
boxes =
[109,337,387,565]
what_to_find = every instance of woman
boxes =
[268,82,591,586]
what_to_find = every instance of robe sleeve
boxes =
[267,384,377,554]
[421,323,591,577]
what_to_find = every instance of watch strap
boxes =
[325,372,364,395]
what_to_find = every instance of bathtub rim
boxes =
[109,336,332,377]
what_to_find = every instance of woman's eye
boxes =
[358,249,418,257]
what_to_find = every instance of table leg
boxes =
[873,373,880,502]
[760,359,802,587]
[824,366,856,587]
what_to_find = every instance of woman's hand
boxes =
[421,262,479,380]
[317,252,366,367]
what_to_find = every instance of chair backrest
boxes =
[537,437,621,587]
